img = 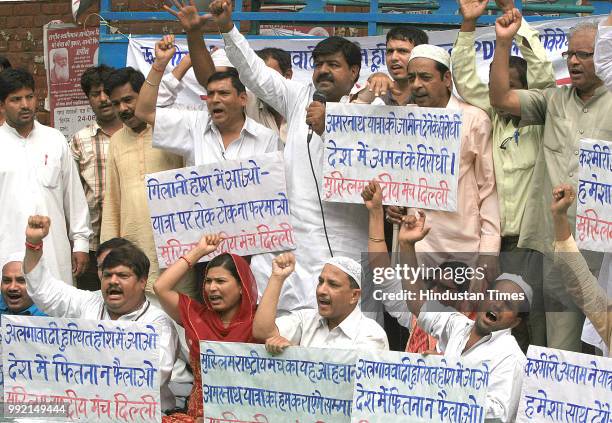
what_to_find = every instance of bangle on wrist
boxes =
[25,240,43,251]
[144,79,160,87]
[368,236,386,243]
[179,255,193,268]
[151,62,166,73]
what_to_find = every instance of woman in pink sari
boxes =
[154,234,258,422]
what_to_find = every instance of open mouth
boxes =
[317,297,331,306]
[211,108,225,117]
[106,287,123,300]
[208,294,223,304]
[485,311,498,322]
[6,292,22,302]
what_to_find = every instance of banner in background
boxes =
[576,138,612,252]
[2,315,161,422]
[323,103,462,210]
[126,16,591,109]
[44,23,98,138]
[516,345,612,422]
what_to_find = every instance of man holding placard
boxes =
[22,215,181,412]
[135,34,280,167]
[252,252,389,353]
[396,211,529,422]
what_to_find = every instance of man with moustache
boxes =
[490,10,611,351]
[100,67,184,293]
[0,68,91,284]
[22,215,180,412]
[70,65,123,290]
[50,49,70,84]
[0,253,45,316]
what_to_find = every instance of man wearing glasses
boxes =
[489,9,610,352]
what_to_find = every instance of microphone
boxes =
[306,90,327,144]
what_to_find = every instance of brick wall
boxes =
[0,0,77,123]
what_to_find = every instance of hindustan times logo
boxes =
[372,264,487,285]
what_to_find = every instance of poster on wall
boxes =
[44,23,99,138]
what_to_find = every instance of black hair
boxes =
[96,237,134,259]
[386,27,429,46]
[434,61,450,80]
[0,55,12,71]
[256,48,292,75]
[103,67,144,96]
[313,36,362,82]
[80,64,114,97]
[101,244,150,280]
[206,69,246,94]
[0,68,35,102]
[509,56,528,89]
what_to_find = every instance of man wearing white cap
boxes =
[252,252,389,353]
[135,35,280,167]
[393,44,500,285]
[0,253,45,316]
[398,212,527,422]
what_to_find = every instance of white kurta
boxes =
[0,121,91,284]
[222,27,375,315]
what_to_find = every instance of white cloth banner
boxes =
[576,138,612,252]
[351,350,489,422]
[145,152,295,268]
[200,341,356,422]
[125,16,599,109]
[516,345,612,422]
[1,315,161,422]
[323,103,462,210]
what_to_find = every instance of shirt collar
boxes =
[205,115,253,138]
[124,123,151,137]
[2,120,39,139]
[318,305,363,340]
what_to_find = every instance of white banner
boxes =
[351,350,489,422]
[576,138,612,252]
[1,315,161,422]
[200,341,355,422]
[125,16,599,109]
[516,345,612,422]
[145,152,295,268]
[323,103,462,210]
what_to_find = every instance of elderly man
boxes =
[0,253,45,316]
[253,252,389,353]
[22,215,180,412]
[0,68,91,284]
[490,9,610,351]
[50,49,69,84]
[135,35,280,167]
[398,211,528,422]
[393,44,500,280]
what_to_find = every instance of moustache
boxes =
[106,285,123,295]
[316,74,334,83]
[119,112,133,120]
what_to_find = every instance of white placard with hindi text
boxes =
[351,350,489,422]
[201,341,356,422]
[516,345,612,422]
[145,152,295,268]
[322,103,462,211]
[2,315,161,422]
[576,138,612,252]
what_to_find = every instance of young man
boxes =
[0,253,45,316]
[135,35,279,167]
[253,253,388,353]
[100,67,184,293]
[23,215,180,411]
[70,65,123,290]
[490,9,610,351]
[0,68,91,284]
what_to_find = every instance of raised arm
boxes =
[154,234,222,323]
[489,9,523,116]
[156,54,193,108]
[164,0,216,87]
[517,19,555,90]
[134,35,176,126]
[252,253,296,341]
[398,211,431,317]
[453,0,492,115]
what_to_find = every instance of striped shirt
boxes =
[69,122,111,250]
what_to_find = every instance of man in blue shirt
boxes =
[0,253,45,316]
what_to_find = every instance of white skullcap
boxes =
[408,44,451,69]
[325,256,362,287]
[211,48,234,69]
[496,273,533,308]
[2,252,24,273]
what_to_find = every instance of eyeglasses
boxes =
[561,51,594,60]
